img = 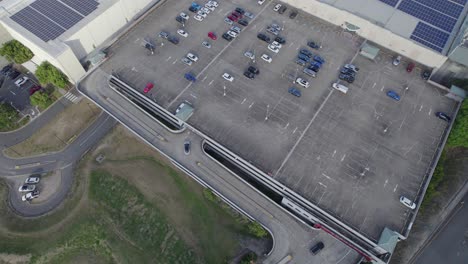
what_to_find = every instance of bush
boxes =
[35,61,69,88]
[446,100,468,148]
[0,103,19,131]
[240,252,257,264]
[0,40,34,64]
[203,188,219,203]
[246,221,268,238]
[30,91,54,110]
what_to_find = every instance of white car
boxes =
[258,0,266,5]
[205,4,215,11]
[22,190,39,202]
[187,53,198,62]
[208,0,218,7]
[198,11,208,18]
[230,26,241,34]
[194,14,204,21]
[202,41,211,48]
[271,41,282,49]
[181,57,192,66]
[400,196,416,209]
[180,12,189,20]
[18,184,36,192]
[244,51,254,60]
[201,7,210,14]
[332,82,349,94]
[273,4,282,11]
[224,17,233,25]
[14,76,29,87]
[25,176,40,184]
[227,30,238,38]
[268,44,279,53]
[222,73,234,82]
[295,77,310,88]
[177,29,188,37]
[261,54,272,63]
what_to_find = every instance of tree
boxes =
[247,221,268,238]
[35,61,69,88]
[446,100,468,148]
[30,91,53,110]
[240,252,258,264]
[0,40,34,64]
[0,103,19,131]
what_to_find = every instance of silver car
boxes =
[181,57,192,66]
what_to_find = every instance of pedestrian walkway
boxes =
[63,92,80,103]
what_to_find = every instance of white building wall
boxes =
[283,0,448,68]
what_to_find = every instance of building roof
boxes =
[319,0,468,54]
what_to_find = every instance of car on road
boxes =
[386,90,400,101]
[18,184,36,192]
[257,33,270,42]
[194,14,204,21]
[399,196,416,209]
[258,0,266,5]
[22,190,39,202]
[25,175,40,184]
[268,44,279,53]
[339,73,354,83]
[248,66,260,75]
[177,29,188,37]
[393,55,401,66]
[222,73,234,82]
[181,57,193,66]
[159,31,169,39]
[288,87,301,97]
[261,54,272,63]
[168,36,179,45]
[180,12,189,20]
[273,4,282,12]
[224,17,233,25]
[307,41,320,49]
[208,31,217,40]
[295,77,309,88]
[406,62,415,72]
[244,51,255,60]
[184,139,191,155]
[143,82,154,93]
[14,76,29,87]
[332,82,349,94]
[310,242,324,255]
[222,32,233,41]
[238,19,249,26]
[289,10,298,19]
[29,85,42,95]
[187,53,198,62]
[244,71,255,79]
[435,112,451,122]
[202,41,211,48]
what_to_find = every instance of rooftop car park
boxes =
[83,0,457,250]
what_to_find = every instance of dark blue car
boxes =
[386,90,400,101]
[313,55,325,64]
[310,61,321,69]
[288,87,301,97]
[299,49,313,58]
[184,73,196,82]
[297,53,311,62]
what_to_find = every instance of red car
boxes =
[232,11,243,19]
[227,15,238,22]
[29,85,42,95]
[406,62,415,73]
[143,82,154,93]
[208,32,217,40]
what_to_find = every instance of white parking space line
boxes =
[332,150,336,158]
[217,8,223,13]
[384,179,388,188]
[428,108,432,115]
[9,91,16,95]
[372,82,376,89]
[284,123,289,129]
[202,76,207,82]
[288,42,294,47]
[381,86,384,91]
[190,93,197,99]
[419,105,423,111]
[165,56,171,61]
[292,127,297,134]
[248,101,254,108]
[252,25,257,29]
[393,184,398,192]
[172,60,177,64]
[341,154,346,162]
[241,98,246,104]
[208,80,214,86]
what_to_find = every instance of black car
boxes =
[310,242,324,255]
[176,16,185,23]
[168,36,179,45]
[299,49,313,58]
[8,70,20,79]
[278,5,287,14]
[275,36,286,44]
[289,10,298,19]
[257,33,270,42]
[308,65,320,73]
[248,66,259,75]
[244,71,255,79]
[222,33,233,41]
[307,41,320,49]
[339,73,354,83]
[340,67,356,77]
[235,7,245,14]
[1,64,12,75]
[435,112,451,122]
[238,19,249,26]
[189,6,197,12]
[422,70,431,80]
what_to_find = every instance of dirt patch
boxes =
[0,253,31,264]
[4,99,101,158]
[33,171,61,203]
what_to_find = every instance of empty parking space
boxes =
[96,0,457,242]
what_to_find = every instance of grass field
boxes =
[0,126,269,264]
[4,99,100,157]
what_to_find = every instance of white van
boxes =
[332,83,348,94]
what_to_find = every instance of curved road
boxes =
[0,97,116,217]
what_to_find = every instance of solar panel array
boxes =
[10,0,99,42]
[378,0,399,7]
[397,0,457,32]
[410,22,450,52]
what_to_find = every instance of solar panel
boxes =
[412,0,464,19]
[60,0,99,16]
[450,0,467,5]
[378,0,399,7]
[397,0,457,32]
[410,22,449,52]
[10,6,66,41]
[31,0,83,30]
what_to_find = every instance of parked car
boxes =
[227,30,238,38]
[202,41,211,48]
[295,77,309,88]
[298,53,311,62]
[422,70,431,80]
[194,14,204,21]
[189,6,198,13]
[268,44,279,53]
[288,87,301,97]
[303,68,316,77]
[261,54,272,63]
[310,242,324,255]
[244,71,255,79]
[208,0,218,7]
[18,184,36,192]
[238,19,249,26]
[177,29,188,37]
[184,72,196,82]
[1,64,12,75]
[273,4,282,12]
[289,10,298,19]
[175,16,185,23]
[313,55,325,64]
[406,62,415,72]
[168,36,179,45]
[248,66,260,75]
[258,0,266,5]
[227,14,238,22]
[278,5,287,14]
[22,190,39,202]
[25,175,40,184]
[208,32,217,40]
[8,70,20,79]
[295,59,307,66]
[299,49,313,58]
[307,41,320,49]
[310,61,322,69]
[224,17,234,25]
[399,196,416,209]
[184,139,191,155]
[386,90,400,101]
[222,33,233,41]
[244,12,254,19]
[339,73,354,83]
[222,73,234,82]
[181,57,193,66]
[257,33,270,42]
[235,7,245,14]
[159,31,169,39]
[343,64,359,72]
[266,26,279,35]
[187,53,198,62]
[332,83,348,94]
[180,12,189,20]
[14,76,29,87]
[309,65,320,73]
[244,51,255,60]
[393,55,401,66]
[143,82,154,93]
[29,85,42,95]
[198,10,208,17]
[435,112,451,122]
[275,36,286,44]
[340,68,356,77]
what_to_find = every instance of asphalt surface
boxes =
[414,193,468,264]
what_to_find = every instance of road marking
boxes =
[381,86,384,91]
[165,56,171,61]
[393,184,398,192]
[384,179,388,188]
[332,150,336,158]
[10,91,16,95]
[292,127,297,134]
[318,182,327,188]
[208,80,214,86]
[248,101,254,108]
[190,93,197,99]
[202,76,207,82]
[172,60,177,64]
[341,154,346,162]
[80,116,110,146]
[217,8,223,13]
[372,82,376,89]
[419,105,423,111]
[241,98,246,104]
[131,67,137,72]
[428,108,432,115]
[252,24,257,29]
[284,122,289,129]
[322,173,331,180]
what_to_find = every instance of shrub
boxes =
[0,103,19,130]
[35,61,69,88]
[0,40,34,64]
[30,91,54,110]
[446,100,468,148]
[246,221,268,238]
